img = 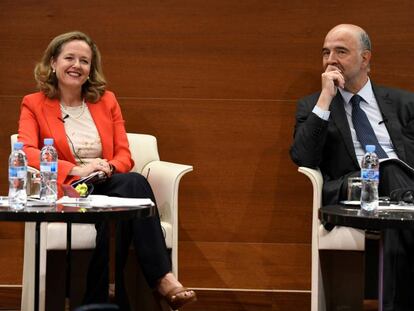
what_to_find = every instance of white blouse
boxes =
[60,103,102,165]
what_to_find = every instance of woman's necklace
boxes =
[60,100,86,119]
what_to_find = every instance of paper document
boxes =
[0,196,58,207]
[378,204,414,211]
[57,195,154,207]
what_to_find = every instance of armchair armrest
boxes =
[298,167,364,251]
[298,167,323,211]
[142,160,193,223]
[142,160,193,277]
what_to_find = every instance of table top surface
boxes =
[320,204,414,230]
[0,201,156,223]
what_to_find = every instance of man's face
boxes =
[322,28,370,89]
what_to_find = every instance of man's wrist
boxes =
[312,105,331,121]
[318,89,335,106]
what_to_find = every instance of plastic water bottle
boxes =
[8,142,27,210]
[360,145,379,212]
[40,138,58,204]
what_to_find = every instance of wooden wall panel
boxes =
[185,290,310,311]
[119,98,312,245]
[0,239,23,284]
[0,287,21,310]
[1,0,414,309]
[1,1,414,100]
[179,242,310,289]
[0,223,24,239]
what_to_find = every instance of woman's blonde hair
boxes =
[34,31,106,102]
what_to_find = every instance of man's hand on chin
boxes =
[317,66,345,110]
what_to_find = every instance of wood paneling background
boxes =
[1,0,414,309]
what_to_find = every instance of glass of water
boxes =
[347,177,362,201]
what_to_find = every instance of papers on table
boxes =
[378,204,414,211]
[340,200,360,206]
[56,195,154,208]
[0,196,57,207]
[0,195,154,208]
[0,196,9,206]
[340,200,414,212]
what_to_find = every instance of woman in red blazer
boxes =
[18,31,196,310]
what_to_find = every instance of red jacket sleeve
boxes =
[100,91,134,173]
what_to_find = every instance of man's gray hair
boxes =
[360,31,371,51]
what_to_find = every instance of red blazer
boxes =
[18,91,134,189]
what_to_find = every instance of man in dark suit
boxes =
[290,24,414,311]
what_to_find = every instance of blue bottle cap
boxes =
[14,142,23,150]
[44,138,54,146]
[366,145,376,153]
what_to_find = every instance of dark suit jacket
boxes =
[290,84,414,205]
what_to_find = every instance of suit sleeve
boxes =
[290,95,330,168]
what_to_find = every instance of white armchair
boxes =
[12,133,193,311]
[298,167,365,311]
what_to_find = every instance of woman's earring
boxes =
[52,68,56,73]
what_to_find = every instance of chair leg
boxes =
[21,222,48,311]
[21,223,36,311]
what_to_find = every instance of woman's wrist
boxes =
[69,165,86,177]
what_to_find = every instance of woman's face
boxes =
[51,40,92,92]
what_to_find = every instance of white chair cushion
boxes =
[318,225,365,250]
[46,223,96,250]
[46,222,172,250]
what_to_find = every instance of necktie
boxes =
[350,94,388,158]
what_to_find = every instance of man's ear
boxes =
[361,50,371,68]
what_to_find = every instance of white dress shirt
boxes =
[312,79,398,165]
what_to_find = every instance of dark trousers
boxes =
[378,161,414,311]
[82,172,171,311]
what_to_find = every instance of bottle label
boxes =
[40,162,57,173]
[361,168,379,181]
[9,166,27,178]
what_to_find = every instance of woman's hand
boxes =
[69,158,112,177]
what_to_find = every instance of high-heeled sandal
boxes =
[163,287,197,310]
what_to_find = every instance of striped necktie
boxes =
[350,94,388,158]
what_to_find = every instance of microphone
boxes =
[58,114,69,123]
[378,118,388,125]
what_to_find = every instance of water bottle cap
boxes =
[44,138,54,146]
[13,142,23,150]
[366,145,376,152]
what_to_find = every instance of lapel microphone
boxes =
[58,114,69,123]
